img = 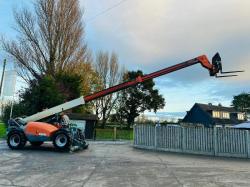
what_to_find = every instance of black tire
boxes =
[30,141,44,147]
[52,131,71,151]
[7,131,26,150]
[83,144,89,149]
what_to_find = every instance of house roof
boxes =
[195,103,245,124]
[195,103,237,113]
[182,103,246,126]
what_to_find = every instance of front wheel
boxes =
[52,131,71,151]
[7,131,26,150]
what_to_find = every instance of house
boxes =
[67,113,98,139]
[182,103,246,127]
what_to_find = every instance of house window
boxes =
[212,111,220,118]
[222,112,230,119]
[238,113,245,120]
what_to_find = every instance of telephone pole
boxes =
[0,59,6,97]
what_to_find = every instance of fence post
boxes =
[154,124,158,149]
[213,127,218,156]
[182,127,186,152]
[113,127,117,141]
[245,130,250,158]
[133,124,136,145]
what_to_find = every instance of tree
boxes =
[2,76,64,122]
[20,76,64,115]
[93,51,124,128]
[69,59,99,101]
[2,73,86,123]
[1,0,89,82]
[117,70,165,128]
[232,92,250,114]
[1,0,97,116]
[20,73,83,115]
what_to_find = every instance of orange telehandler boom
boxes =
[84,53,243,102]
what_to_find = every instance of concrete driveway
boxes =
[1,140,250,187]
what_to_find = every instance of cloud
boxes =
[82,0,250,112]
[0,0,248,113]
[84,0,250,69]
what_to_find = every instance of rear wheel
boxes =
[30,141,43,147]
[7,131,26,150]
[53,131,71,151]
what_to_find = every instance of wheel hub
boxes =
[10,134,20,147]
[55,134,67,147]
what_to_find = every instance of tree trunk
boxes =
[101,118,107,129]
[127,116,135,129]
[101,108,107,129]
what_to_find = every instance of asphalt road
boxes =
[1,140,250,187]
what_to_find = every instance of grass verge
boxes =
[0,123,6,139]
[95,128,133,140]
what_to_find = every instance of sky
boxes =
[0,0,249,115]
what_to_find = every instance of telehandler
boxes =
[6,53,243,151]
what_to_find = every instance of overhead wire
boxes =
[86,0,129,23]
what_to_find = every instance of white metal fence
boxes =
[133,125,250,158]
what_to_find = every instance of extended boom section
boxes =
[23,53,243,122]
[84,54,214,102]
